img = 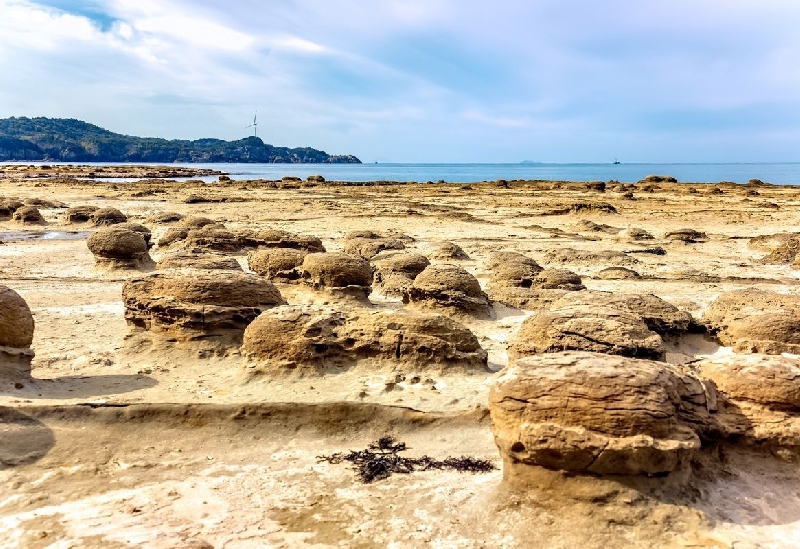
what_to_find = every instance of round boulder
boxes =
[490,351,715,478]
[12,206,44,224]
[87,227,151,270]
[116,222,152,247]
[0,285,35,379]
[243,306,488,374]
[91,207,127,226]
[64,205,99,223]
[184,226,243,252]
[343,237,405,259]
[404,264,490,317]
[372,252,430,297]
[123,271,284,345]
[429,242,470,260]
[247,248,307,281]
[145,211,185,224]
[301,252,372,298]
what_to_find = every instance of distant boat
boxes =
[613,158,620,164]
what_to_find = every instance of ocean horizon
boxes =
[5,161,800,185]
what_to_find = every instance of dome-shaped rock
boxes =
[87,227,151,269]
[178,215,217,229]
[91,207,127,226]
[301,252,372,298]
[242,306,488,374]
[115,222,152,247]
[429,242,470,260]
[239,229,325,252]
[145,211,184,224]
[157,250,242,271]
[490,351,716,478]
[597,267,640,280]
[12,206,44,224]
[0,285,35,380]
[372,252,430,297]
[248,248,307,281]
[487,252,543,289]
[343,237,405,259]
[64,205,99,223]
[184,226,243,252]
[404,264,490,317]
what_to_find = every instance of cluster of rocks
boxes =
[64,206,128,226]
[485,251,584,310]
[0,285,35,382]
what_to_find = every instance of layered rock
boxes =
[247,248,307,281]
[542,248,638,267]
[145,211,185,224]
[157,250,242,271]
[91,207,127,226]
[703,289,800,354]
[486,252,584,310]
[115,222,152,247]
[371,252,430,297]
[0,285,35,380]
[490,351,716,478]
[12,205,44,224]
[301,252,373,299]
[177,215,217,229]
[597,267,640,279]
[87,227,152,270]
[404,264,490,317]
[122,271,284,347]
[238,229,325,253]
[63,205,99,223]
[242,306,488,374]
[183,225,243,252]
[343,236,405,259]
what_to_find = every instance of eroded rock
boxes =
[64,205,99,223]
[301,252,372,298]
[0,285,35,379]
[157,250,243,271]
[12,206,45,224]
[92,207,127,226]
[248,248,307,281]
[371,252,430,297]
[87,227,152,270]
[404,264,490,317]
[429,242,470,260]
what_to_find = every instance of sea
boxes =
[8,162,800,185]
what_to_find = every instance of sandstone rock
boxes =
[490,351,715,477]
[597,267,640,279]
[698,355,800,412]
[158,227,189,248]
[91,207,127,226]
[0,199,23,218]
[571,220,620,234]
[542,248,638,266]
[242,306,488,374]
[184,226,243,252]
[301,252,372,298]
[404,264,490,317]
[665,229,706,243]
[344,230,381,240]
[87,227,152,270]
[509,304,665,361]
[486,287,570,311]
[25,197,66,209]
[755,234,800,265]
[64,205,99,223]
[0,285,35,379]
[239,229,325,252]
[429,242,470,260]
[529,269,585,291]
[549,291,691,335]
[487,252,543,288]
[116,222,152,247]
[748,232,799,253]
[371,252,430,296]
[617,228,654,241]
[12,206,44,224]
[123,271,284,345]
[145,211,184,224]
[248,248,307,281]
[157,250,242,271]
[343,237,405,259]
[178,215,217,229]
[703,289,800,354]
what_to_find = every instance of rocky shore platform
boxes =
[2,171,800,548]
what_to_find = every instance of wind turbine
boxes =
[245,113,258,138]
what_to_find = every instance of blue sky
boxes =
[1,0,799,162]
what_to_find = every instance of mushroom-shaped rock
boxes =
[550,291,691,335]
[184,226,243,252]
[248,248,307,281]
[372,252,430,296]
[123,271,284,345]
[116,222,152,247]
[404,264,490,317]
[64,205,99,223]
[12,206,45,224]
[87,227,151,270]
[145,211,185,224]
[487,252,543,289]
[242,306,488,374]
[0,199,23,219]
[301,252,372,298]
[0,285,35,379]
[509,304,665,361]
[703,289,800,354]
[343,237,405,259]
[429,241,470,260]
[490,352,715,478]
[698,355,800,412]
[91,207,127,226]
[239,229,325,252]
[157,250,242,271]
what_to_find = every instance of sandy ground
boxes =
[3,174,800,547]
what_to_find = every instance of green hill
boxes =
[0,117,361,163]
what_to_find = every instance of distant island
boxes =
[0,117,361,164]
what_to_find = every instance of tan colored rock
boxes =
[597,267,640,279]
[509,304,665,361]
[157,250,242,271]
[91,207,127,226]
[487,252,543,289]
[617,227,654,241]
[158,227,189,248]
[0,285,35,380]
[247,248,307,281]
[371,252,430,296]
[12,206,45,224]
[242,306,488,374]
[344,237,405,259]
[178,215,217,229]
[0,198,23,218]
[116,222,152,247]
[239,229,325,252]
[543,248,638,267]
[87,227,152,270]
[64,205,99,223]
[703,289,800,354]
[429,242,470,260]
[184,226,243,252]
[145,211,184,224]
[123,271,284,345]
[404,264,490,317]
[665,229,706,243]
[530,269,585,291]
[301,252,372,298]
[489,351,715,477]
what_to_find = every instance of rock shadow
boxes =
[3,374,157,399]
[0,406,55,469]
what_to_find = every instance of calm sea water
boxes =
[9,162,800,184]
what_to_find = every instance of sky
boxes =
[1,0,799,163]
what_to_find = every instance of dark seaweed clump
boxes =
[318,436,496,483]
